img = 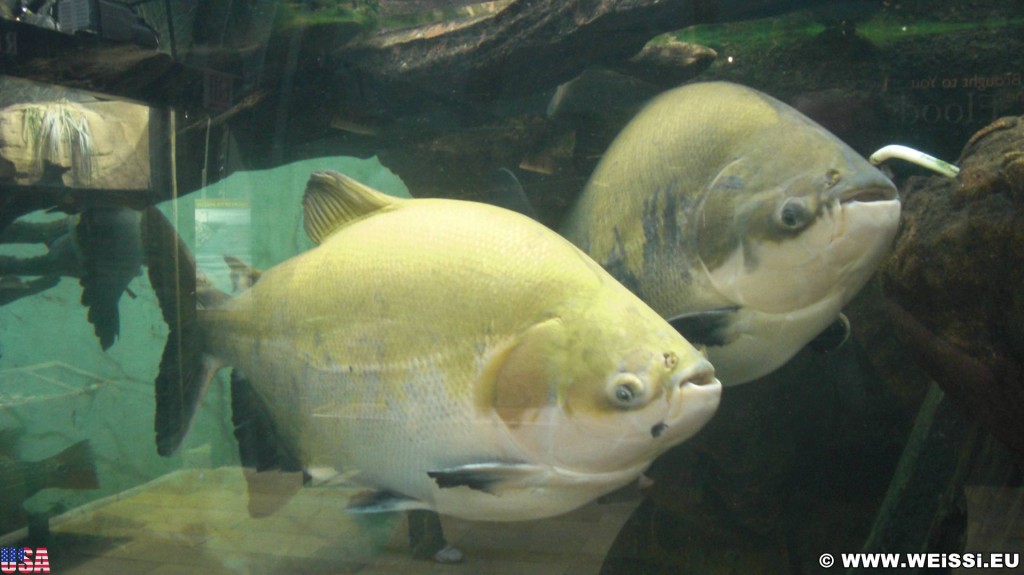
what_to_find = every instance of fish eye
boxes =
[776,198,811,230]
[663,352,678,369]
[615,386,634,402]
[608,373,646,409]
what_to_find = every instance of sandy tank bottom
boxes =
[25,467,639,575]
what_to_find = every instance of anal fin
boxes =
[243,468,304,518]
[231,369,304,517]
[231,369,301,473]
[346,490,432,514]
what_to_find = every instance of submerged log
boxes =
[2,0,834,213]
[334,0,724,104]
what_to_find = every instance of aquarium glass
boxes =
[1,1,1023,574]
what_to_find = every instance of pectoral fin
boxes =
[666,307,741,347]
[427,462,548,494]
[807,313,851,353]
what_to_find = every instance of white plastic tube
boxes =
[869,144,960,178]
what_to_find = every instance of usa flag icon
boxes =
[0,547,24,564]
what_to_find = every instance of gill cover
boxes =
[481,318,566,427]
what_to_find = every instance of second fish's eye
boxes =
[777,198,811,230]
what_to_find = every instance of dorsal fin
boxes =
[302,171,399,244]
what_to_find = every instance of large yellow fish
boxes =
[562,82,901,385]
[150,171,720,522]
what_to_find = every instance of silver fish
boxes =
[149,171,721,521]
[561,81,901,385]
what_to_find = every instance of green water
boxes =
[0,156,407,523]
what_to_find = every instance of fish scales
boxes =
[207,201,615,492]
[565,84,783,315]
[156,172,721,522]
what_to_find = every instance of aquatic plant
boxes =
[19,100,94,186]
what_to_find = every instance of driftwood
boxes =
[217,0,741,223]
[334,0,721,103]
[882,116,1024,456]
[1,0,831,219]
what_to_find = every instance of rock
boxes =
[881,115,1024,455]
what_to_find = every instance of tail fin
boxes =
[48,440,99,491]
[142,207,220,457]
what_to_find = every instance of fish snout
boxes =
[838,184,898,204]
[669,357,717,391]
[831,169,899,204]
[656,357,721,440]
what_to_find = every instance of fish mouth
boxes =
[669,359,717,390]
[837,183,898,204]
[658,359,721,438]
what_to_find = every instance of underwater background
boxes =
[0,155,407,521]
[1,0,1023,574]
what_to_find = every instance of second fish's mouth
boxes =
[838,184,898,204]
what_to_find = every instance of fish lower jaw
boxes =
[663,378,722,436]
[668,359,717,389]
[838,185,899,204]
[838,200,901,247]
